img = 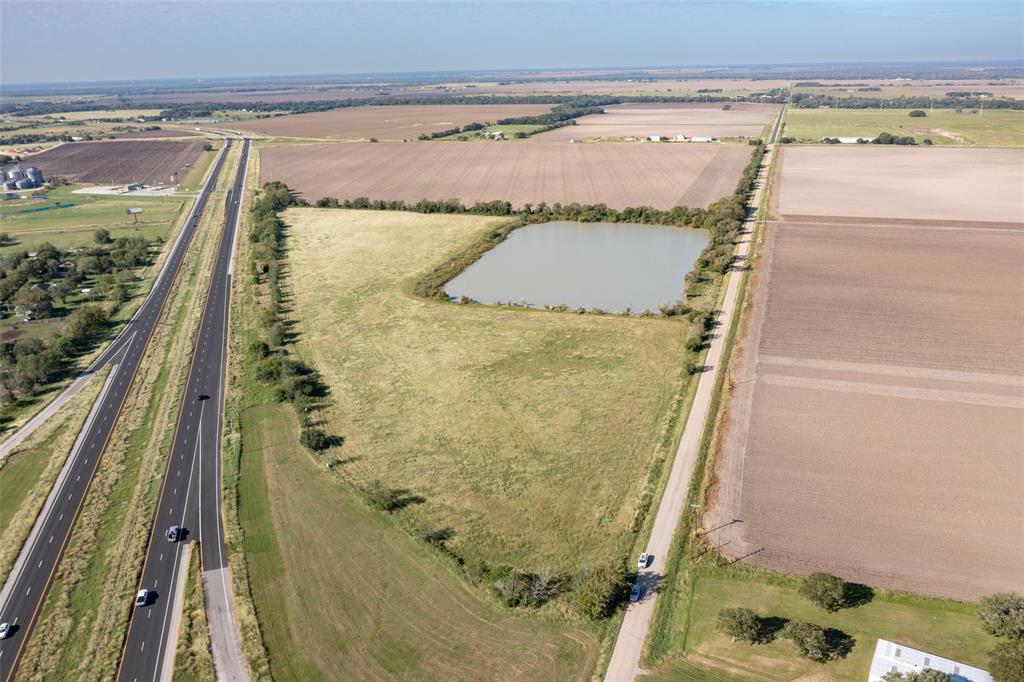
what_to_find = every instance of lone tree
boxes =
[93,228,112,244]
[909,109,928,117]
[782,621,831,662]
[799,572,846,612]
[988,639,1024,682]
[978,593,1024,640]
[716,607,762,643]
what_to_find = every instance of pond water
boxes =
[445,221,709,313]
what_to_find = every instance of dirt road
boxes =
[603,139,777,681]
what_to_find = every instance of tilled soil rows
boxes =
[29,140,205,185]
[260,141,751,209]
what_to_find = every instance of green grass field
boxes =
[0,189,187,251]
[645,568,996,681]
[283,208,693,573]
[782,107,1024,146]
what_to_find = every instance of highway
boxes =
[116,138,250,682]
[603,103,786,682]
[0,141,234,681]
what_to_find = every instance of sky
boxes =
[2,0,1022,85]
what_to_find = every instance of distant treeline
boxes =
[145,91,787,120]
[792,92,1024,110]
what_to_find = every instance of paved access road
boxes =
[603,105,786,682]
[0,142,234,682]
[115,139,250,682]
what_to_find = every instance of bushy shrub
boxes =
[799,572,846,611]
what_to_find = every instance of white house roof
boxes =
[868,639,992,682]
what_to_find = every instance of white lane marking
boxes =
[48,535,53,543]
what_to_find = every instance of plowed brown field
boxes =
[260,141,751,209]
[778,146,1024,223]
[706,147,1024,600]
[213,104,551,140]
[533,102,777,142]
[29,140,205,185]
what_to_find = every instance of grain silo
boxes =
[25,167,44,186]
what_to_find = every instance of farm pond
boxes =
[445,221,709,313]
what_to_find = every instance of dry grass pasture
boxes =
[238,399,599,680]
[706,147,1024,601]
[283,208,692,571]
[27,140,205,184]
[261,141,751,209]
[534,102,777,141]
[777,146,1024,223]
[211,104,551,140]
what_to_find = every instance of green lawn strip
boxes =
[172,546,215,682]
[647,568,994,682]
[177,144,221,191]
[0,429,62,537]
[782,107,1024,146]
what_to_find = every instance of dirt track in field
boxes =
[260,141,751,209]
[777,146,1024,223]
[212,104,551,140]
[28,140,205,185]
[705,211,1024,601]
[533,102,777,142]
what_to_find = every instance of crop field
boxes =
[782,107,1024,147]
[283,208,692,571]
[211,104,552,140]
[533,103,778,141]
[261,141,752,209]
[705,148,1024,601]
[25,139,206,184]
[776,146,1024,222]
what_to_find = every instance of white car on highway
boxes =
[135,589,150,607]
[0,621,11,639]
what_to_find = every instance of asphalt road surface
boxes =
[603,105,785,682]
[116,138,250,682]
[0,142,234,682]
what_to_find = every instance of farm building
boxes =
[690,135,715,143]
[647,135,663,142]
[868,639,992,682]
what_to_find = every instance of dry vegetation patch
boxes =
[260,141,751,209]
[284,208,691,571]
